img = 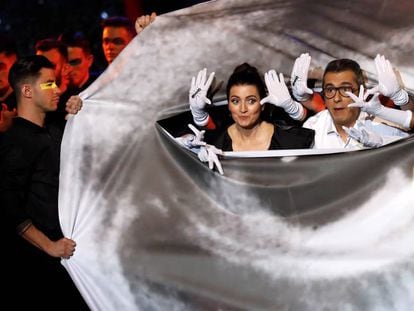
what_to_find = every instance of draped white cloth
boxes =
[59,1,414,310]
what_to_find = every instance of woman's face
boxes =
[228,84,262,129]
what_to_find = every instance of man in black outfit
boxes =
[0,55,89,310]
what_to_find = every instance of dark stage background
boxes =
[0,0,207,72]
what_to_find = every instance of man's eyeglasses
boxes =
[39,81,58,90]
[102,38,126,45]
[323,86,357,99]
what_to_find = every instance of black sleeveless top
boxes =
[213,123,315,151]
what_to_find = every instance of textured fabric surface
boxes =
[59,1,414,310]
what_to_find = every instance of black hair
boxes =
[0,32,18,56]
[9,55,54,95]
[323,58,365,88]
[226,63,266,99]
[35,38,68,60]
[58,31,92,55]
[101,16,135,36]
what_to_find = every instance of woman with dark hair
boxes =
[189,63,314,151]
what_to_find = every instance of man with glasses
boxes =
[299,58,411,149]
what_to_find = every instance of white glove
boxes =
[343,121,383,148]
[198,144,224,175]
[261,70,305,120]
[291,53,313,102]
[365,54,409,106]
[189,68,215,126]
[175,124,207,149]
[347,85,412,129]
[175,124,223,174]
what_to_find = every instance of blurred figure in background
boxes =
[101,16,136,65]
[101,13,156,65]
[53,32,96,130]
[35,38,70,94]
[35,38,73,128]
[0,33,18,134]
[64,32,96,91]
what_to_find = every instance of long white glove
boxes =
[291,53,313,102]
[189,68,215,126]
[342,121,383,148]
[347,85,412,129]
[261,70,305,120]
[365,54,409,106]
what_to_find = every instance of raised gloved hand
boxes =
[189,68,215,126]
[365,54,409,106]
[291,53,313,102]
[347,85,412,129]
[343,120,383,148]
[198,144,224,175]
[347,85,382,114]
[261,70,305,120]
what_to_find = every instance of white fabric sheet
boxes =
[59,1,414,310]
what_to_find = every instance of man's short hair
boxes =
[9,55,54,93]
[0,32,18,56]
[323,58,365,88]
[58,31,92,55]
[101,16,135,36]
[35,38,68,60]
